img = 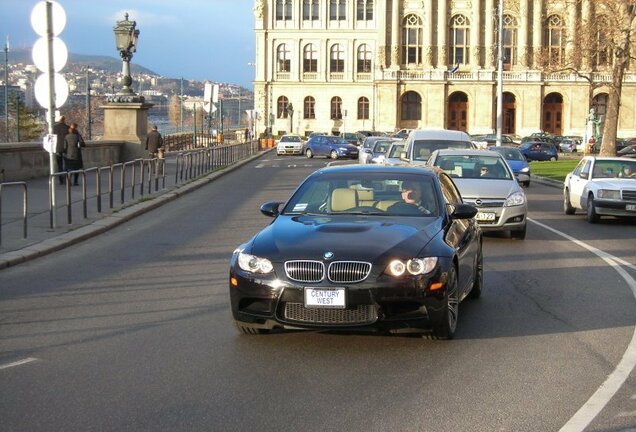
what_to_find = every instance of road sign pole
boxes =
[46,1,57,227]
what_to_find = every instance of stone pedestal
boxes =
[101,101,154,161]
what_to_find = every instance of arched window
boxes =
[331,96,343,119]
[304,96,316,119]
[329,0,346,21]
[544,14,565,66]
[304,44,318,73]
[402,14,423,65]
[450,14,470,65]
[357,0,373,20]
[277,44,291,72]
[357,97,369,120]
[594,16,610,68]
[503,15,518,67]
[303,0,319,21]
[277,96,290,118]
[401,92,421,120]
[357,44,372,73]
[330,44,345,72]
[276,0,292,21]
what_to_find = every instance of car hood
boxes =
[590,178,636,188]
[249,215,443,262]
[453,179,519,199]
[505,160,529,172]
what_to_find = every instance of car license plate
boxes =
[304,288,346,308]
[475,212,496,222]
[627,204,636,211]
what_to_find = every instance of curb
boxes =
[0,150,272,270]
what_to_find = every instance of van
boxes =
[401,129,475,165]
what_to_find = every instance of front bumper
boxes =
[229,262,451,332]
[593,198,636,217]
[277,145,303,155]
[463,200,527,232]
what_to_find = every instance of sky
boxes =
[0,0,256,88]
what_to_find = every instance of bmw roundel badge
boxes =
[324,251,334,260]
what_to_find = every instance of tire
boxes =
[510,224,527,240]
[468,244,483,299]
[586,195,600,223]
[234,321,269,335]
[330,150,338,159]
[550,156,557,161]
[523,181,530,187]
[431,266,459,340]
[306,149,313,158]
[563,189,576,215]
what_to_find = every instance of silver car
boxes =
[428,149,528,239]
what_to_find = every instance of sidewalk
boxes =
[0,150,269,270]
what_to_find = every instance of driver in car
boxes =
[389,180,433,215]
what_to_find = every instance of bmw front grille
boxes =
[284,260,324,283]
[284,260,372,284]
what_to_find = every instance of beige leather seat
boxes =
[331,188,357,211]
[356,188,375,207]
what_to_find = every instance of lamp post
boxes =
[109,12,142,102]
[85,67,91,139]
[287,102,294,134]
[4,37,8,142]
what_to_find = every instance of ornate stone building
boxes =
[253,0,636,138]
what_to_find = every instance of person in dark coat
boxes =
[52,115,68,184]
[63,123,86,186]
[145,124,164,158]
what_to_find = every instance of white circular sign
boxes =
[34,73,69,108]
[31,1,66,37]
[32,37,68,72]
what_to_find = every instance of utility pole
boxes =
[15,94,20,142]
[4,36,8,142]
[86,68,92,139]
[180,77,184,132]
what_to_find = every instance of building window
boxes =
[276,0,292,21]
[594,16,610,68]
[357,44,372,73]
[331,96,343,119]
[330,44,345,72]
[357,0,373,20]
[304,44,318,73]
[503,14,518,67]
[277,96,290,118]
[277,44,291,72]
[330,0,347,21]
[357,97,369,120]
[450,14,470,65]
[303,0,320,20]
[304,96,316,119]
[402,14,423,65]
[401,91,421,120]
[544,14,565,66]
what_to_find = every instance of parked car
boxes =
[400,129,476,166]
[563,156,636,223]
[305,135,359,159]
[618,144,636,158]
[519,141,559,161]
[358,137,400,164]
[472,134,518,149]
[229,164,483,339]
[489,146,531,187]
[559,138,580,153]
[428,149,528,239]
[276,134,304,156]
[391,128,412,139]
[382,142,406,166]
[341,132,363,146]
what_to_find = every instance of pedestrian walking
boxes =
[145,124,164,158]
[63,123,86,186]
[244,128,250,142]
[52,115,68,184]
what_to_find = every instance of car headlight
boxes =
[505,191,526,207]
[386,257,438,276]
[238,252,274,274]
[597,189,620,199]
[519,167,530,173]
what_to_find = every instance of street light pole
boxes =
[4,36,8,143]
[86,67,91,140]
[180,77,184,132]
[15,94,20,142]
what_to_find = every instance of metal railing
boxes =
[0,182,27,245]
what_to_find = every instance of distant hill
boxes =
[9,48,159,75]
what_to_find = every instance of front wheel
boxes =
[431,267,458,340]
[510,224,527,240]
[586,195,600,223]
[468,244,483,299]
[563,189,576,215]
[306,149,313,158]
[330,150,339,159]
[550,156,557,161]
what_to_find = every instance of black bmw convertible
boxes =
[229,165,483,339]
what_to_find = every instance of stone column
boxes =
[566,0,577,67]
[424,0,433,67]
[471,0,481,68]
[377,0,387,69]
[581,0,592,70]
[390,0,400,68]
[519,0,529,67]
[532,0,543,68]
[102,101,154,161]
[485,0,494,69]
[437,0,447,68]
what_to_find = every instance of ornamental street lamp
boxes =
[287,102,294,134]
[109,12,142,102]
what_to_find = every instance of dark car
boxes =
[229,165,483,339]
[519,141,559,161]
[618,144,636,158]
[305,135,359,159]
[490,146,531,186]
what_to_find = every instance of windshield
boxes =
[591,160,636,179]
[491,147,525,161]
[372,140,394,154]
[388,144,405,158]
[282,172,440,217]
[326,137,348,145]
[435,155,512,180]
[280,136,301,142]
[412,140,474,161]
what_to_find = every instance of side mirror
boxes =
[451,203,478,220]
[260,201,283,217]
[400,151,409,161]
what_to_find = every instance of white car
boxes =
[563,156,636,223]
[276,134,304,155]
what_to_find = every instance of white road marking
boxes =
[0,357,38,370]
[528,218,636,432]
[255,164,264,168]
[616,411,636,417]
